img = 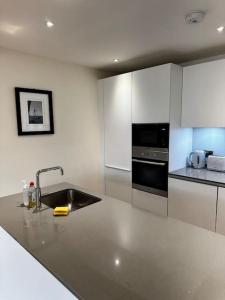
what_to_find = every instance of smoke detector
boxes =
[185,11,206,24]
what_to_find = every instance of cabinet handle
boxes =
[132,159,166,166]
[105,164,131,171]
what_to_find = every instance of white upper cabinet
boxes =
[182,59,225,127]
[104,73,132,171]
[132,64,171,123]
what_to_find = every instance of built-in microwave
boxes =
[132,123,169,149]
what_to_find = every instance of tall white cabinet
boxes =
[103,73,132,202]
[132,64,171,123]
[182,58,225,127]
[104,73,131,170]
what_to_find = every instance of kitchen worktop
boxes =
[2,182,225,300]
[169,167,225,187]
[0,226,77,300]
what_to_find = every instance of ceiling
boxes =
[1,0,225,73]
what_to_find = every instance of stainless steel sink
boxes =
[40,189,101,212]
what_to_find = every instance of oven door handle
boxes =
[132,159,166,166]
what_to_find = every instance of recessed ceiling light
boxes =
[113,58,119,63]
[185,11,206,25]
[46,20,54,28]
[217,26,224,33]
[115,259,120,266]
[0,23,22,35]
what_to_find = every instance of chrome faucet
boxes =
[36,166,64,209]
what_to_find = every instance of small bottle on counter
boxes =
[22,180,29,207]
[28,181,36,208]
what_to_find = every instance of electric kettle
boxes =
[188,150,206,169]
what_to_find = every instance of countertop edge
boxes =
[168,172,225,188]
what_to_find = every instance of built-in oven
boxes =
[132,123,169,197]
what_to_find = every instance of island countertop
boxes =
[1,182,225,300]
[0,226,77,300]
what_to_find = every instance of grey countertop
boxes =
[2,182,225,299]
[169,167,225,187]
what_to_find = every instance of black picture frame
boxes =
[15,87,54,136]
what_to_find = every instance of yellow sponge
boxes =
[53,206,69,216]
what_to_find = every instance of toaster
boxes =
[207,155,225,172]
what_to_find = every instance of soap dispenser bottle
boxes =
[28,181,36,208]
[22,180,29,207]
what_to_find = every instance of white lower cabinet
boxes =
[216,187,225,235]
[105,167,132,203]
[132,189,168,217]
[168,178,217,231]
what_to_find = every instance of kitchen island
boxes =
[1,182,225,300]
[0,226,77,300]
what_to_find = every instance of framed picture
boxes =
[15,87,54,135]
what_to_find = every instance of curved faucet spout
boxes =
[36,166,64,209]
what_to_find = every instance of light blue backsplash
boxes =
[193,128,225,156]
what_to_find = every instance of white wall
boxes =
[169,64,193,172]
[0,48,104,197]
[192,128,225,156]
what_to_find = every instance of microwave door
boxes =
[132,123,169,148]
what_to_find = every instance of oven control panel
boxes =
[132,146,168,162]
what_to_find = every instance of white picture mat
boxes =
[20,92,50,132]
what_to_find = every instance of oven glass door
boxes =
[132,159,168,196]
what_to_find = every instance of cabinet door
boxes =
[105,167,131,203]
[168,178,217,231]
[97,80,105,193]
[216,187,225,235]
[132,64,171,123]
[104,73,131,170]
[182,59,225,127]
[132,188,167,217]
